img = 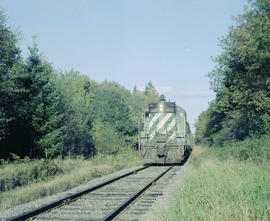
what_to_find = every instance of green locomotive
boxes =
[139,95,193,164]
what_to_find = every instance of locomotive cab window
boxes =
[149,102,175,113]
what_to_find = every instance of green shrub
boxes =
[0,159,63,192]
[210,135,270,163]
[91,121,126,155]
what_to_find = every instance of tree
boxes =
[132,85,137,94]
[0,9,20,142]
[91,121,123,155]
[89,81,136,136]
[55,70,95,157]
[196,0,270,145]
[23,44,64,157]
[144,81,157,95]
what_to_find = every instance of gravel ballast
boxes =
[140,163,192,221]
[0,163,192,221]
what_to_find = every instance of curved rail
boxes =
[6,165,151,221]
[101,166,174,221]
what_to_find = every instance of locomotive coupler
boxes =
[156,143,166,158]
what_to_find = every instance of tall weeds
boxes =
[155,136,270,221]
[0,150,141,209]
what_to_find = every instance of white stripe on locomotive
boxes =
[148,113,161,129]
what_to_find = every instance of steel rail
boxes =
[101,166,174,221]
[6,165,151,221]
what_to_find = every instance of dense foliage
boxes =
[0,10,159,160]
[195,0,270,145]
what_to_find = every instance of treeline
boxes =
[0,10,159,159]
[195,0,270,145]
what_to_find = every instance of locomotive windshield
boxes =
[148,102,175,113]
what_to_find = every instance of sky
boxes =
[0,0,247,132]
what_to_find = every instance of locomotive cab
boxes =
[148,101,175,114]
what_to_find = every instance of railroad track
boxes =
[7,165,180,221]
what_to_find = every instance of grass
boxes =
[0,150,141,209]
[155,145,270,221]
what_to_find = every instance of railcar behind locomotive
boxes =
[139,95,193,164]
